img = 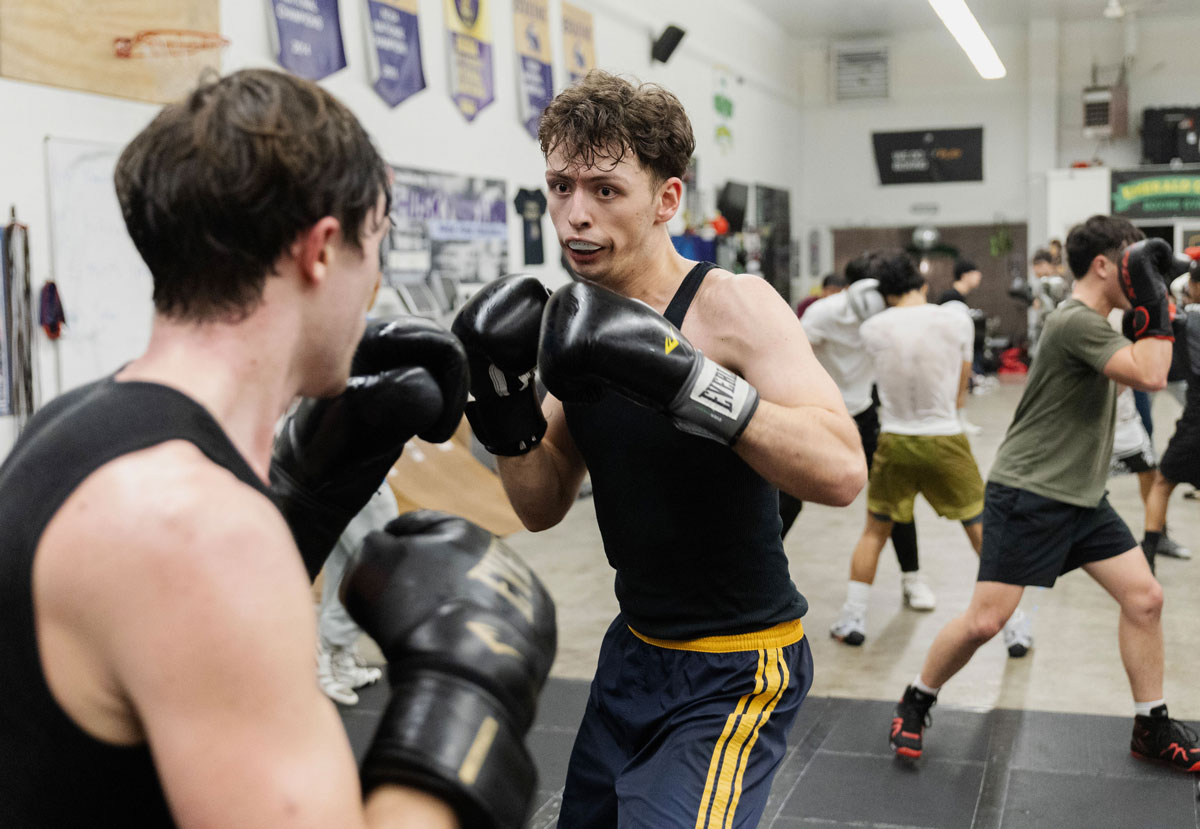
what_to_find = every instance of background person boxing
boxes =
[455,69,866,827]
[797,253,931,609]
[0,69,554,828]
[889,218,1200,772]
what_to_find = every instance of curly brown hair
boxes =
[538,70,695,184]
[115,68,390,323]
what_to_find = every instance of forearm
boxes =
[734,400,866,506]
[496,444,583,531]
[365,786,458,829]
[1128,339,1173,391]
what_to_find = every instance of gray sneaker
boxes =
[1158,534,1192,560]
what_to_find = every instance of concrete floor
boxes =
[505,377,1200,721]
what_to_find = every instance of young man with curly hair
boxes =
[453,70,867,826]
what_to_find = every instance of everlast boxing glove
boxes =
[341,511,556,829]
[451,275,550,455]
[845,278,886,322]
[539,282,759,445]
[1119,238,1175,341]
[271,317,469,578]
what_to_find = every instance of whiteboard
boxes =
[45,137,155,393]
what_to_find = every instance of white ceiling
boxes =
[741,0,1200,40]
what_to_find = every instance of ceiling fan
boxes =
[1103,0,1165,19]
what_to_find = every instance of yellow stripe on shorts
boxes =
[694,647,789,828]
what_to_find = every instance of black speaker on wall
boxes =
[651,25,686,63]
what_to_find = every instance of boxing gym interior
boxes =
[2,0,1200,827]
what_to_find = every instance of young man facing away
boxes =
[890,216,1200,772]
[452,70,867,827]
[796,253,930,607]
[0,69,557,828]
[828,252,1029,654]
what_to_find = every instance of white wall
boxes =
[794,9,1200,286]
[797,24,1031,230]
[0,0,804,452]
[1057,13,1200,170]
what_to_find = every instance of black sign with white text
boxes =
[872,128,983,185]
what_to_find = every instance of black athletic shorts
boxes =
[1159,419,1200,488]
[977,482,1137,587]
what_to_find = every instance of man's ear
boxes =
[655,177,683,224]
[291,217,342,285]
[1091,253,1112,281]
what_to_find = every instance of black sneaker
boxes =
[1131,706,1200,772]
[891,685,937,759]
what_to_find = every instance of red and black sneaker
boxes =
[1131,706,1200,772]
[890,685,937,759]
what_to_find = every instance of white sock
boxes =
[913,675,940,696]
[1134,698,1165,717]
[845,580,871,611]
[901,571,922,586]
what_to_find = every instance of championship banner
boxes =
[872,127,983,185]
[513,0,552,139]
[443,0,494,122]
[364,0,425,107]
[1111,169,1200,219]
[562,2,594,84]
[267,0,347,81]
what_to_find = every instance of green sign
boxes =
[1111,170,1200,218]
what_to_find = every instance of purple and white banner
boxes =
[561,2,595,85]
[443,0,494,122]
[513,0,552,139]
[364,0,426,107]
[268,0,347,80]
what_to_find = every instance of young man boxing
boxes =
[798,252,930,608]
[453,70,866,827]
[0,69,555,828]
[828,251,1029,655]
[889,216,1200,771]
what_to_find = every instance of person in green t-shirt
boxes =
[889,215,1200,773]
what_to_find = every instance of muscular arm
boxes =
[702,275,866,506]
[1102,339,1172,392]
[35,443,455,829]
[496,395,588,531]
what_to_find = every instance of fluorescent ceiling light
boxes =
[927,0,1007,79]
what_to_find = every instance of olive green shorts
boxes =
[866,432,985,524]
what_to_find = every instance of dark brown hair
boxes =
[538,70,695,184]
[115,68,390,322]
[1065,215,1143,279]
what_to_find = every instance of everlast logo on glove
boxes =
[689,359,747,419]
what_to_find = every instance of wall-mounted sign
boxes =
[872,127,983,185]
[443,0,494,121]
[364,0,426,107]
[513,0,552,139]
[268,0,347,80]
[1111,169,1200,219]
[561,2,594,84]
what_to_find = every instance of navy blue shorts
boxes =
[977,482,1137,587]
[558,614,812,829]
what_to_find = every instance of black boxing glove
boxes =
[270,318,469,578]
[451,275,550,456]
[539,282,759,445]
[342,511,556,829]
[1119,239,1175,341]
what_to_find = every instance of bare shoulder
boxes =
[689,269,806,366]
[39,439,307,641]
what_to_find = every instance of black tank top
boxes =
[0,378,273,827]
[563,263,807,639]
